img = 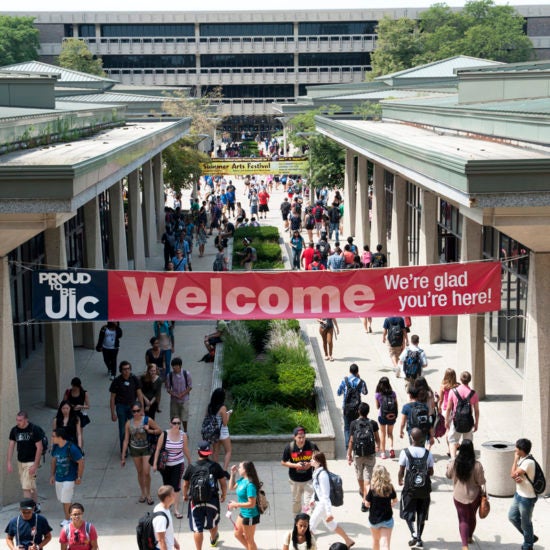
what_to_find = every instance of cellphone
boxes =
[227,409,233,414]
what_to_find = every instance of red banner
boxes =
[107,261,501,321]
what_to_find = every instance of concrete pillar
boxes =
[128,170,146,270]
[389,175,408,267]
[81,197,103,348]
[153,153,165,242]
[355,156,370,250]
[343,149,356,238]
[0,257,24,505]
[456,216,485,398]
[418,189,441,343]
[142,160,157,258]
[371,162,387,253]
[522,251,550,480]
[44,226,75,408]
[108,181,129,270]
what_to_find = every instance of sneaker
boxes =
[415,541,423,549]
[389,449,396,459]
[534,535,539,543]
[361,503,367,512]
[408,538,418,547]
[380,452,387,459]
[210,533,219,547]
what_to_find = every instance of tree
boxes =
[58,39,105,76]
[0,16,40,66]
[370,0,533,77]
[163,137,211,195]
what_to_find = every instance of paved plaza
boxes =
[2,180,548,549]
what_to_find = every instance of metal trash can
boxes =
[480,441,516,497]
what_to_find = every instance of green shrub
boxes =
[234,226,279,241]
[243,320,271,353]
[276,363,316,409]
[231,376,281,405]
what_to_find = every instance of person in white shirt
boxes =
[398,335,427,381]
[153,485,180,550]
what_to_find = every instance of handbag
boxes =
[479,488,490,519]
[157,430,169,470]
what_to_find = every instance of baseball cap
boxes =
[20,498,35,510]
[198,441,213,455]
[293,426,306,436]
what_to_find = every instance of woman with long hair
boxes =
[53,400,82,450]
[153,415,191,518]
[207,388,232,470]
[445,440,486,550]
[413,376,436,449]
[439,368,459,455]
[317,318,339,361]
[121,402,160,505]
[140,363,163,419]
[282,513,317,550]
[145,337,166,380]
[309,451,355,548]
[365,465,397,550]
[375,377,398,459]
[228,461,261,550]
[63,377,90,435]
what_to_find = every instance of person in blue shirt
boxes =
[337,363,368,449]
[4,498,52,550]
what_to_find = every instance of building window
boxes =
[407,182,421,266]
[203,84,294,99]
[298,21,377,35]
[98,191,110,268]
[438,200,461,263]
[384,170,393,243]
[78,24,95,37]
[201,54,293,68]
[65,208,85,268]
[102,55,195,69]
[298,52,370,66]
[101,24,194,37]
[200,23,293,37]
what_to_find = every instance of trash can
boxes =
[480,441,516,497]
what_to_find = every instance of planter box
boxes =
[210,327,336,460]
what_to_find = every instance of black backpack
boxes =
[380,393,398,422]
[201,413,221,443]
[352,418,376,457]
[408,402,431,436]
[387,321,403,347]
[212,255,225,272]
[318,241,330,259]
[343,378,363,422]
[403,349,423,379]
[371,252,385,268]
[404,448,431,497]
[524,455,547,495]
[452,389,475,433]
[314,206,323,221]
[31,423,49,463]
[190,462,215,504]
[327,471,344,507]
[136,510,169,550]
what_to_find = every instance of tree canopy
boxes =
[370,0,533,78]
[163,137,211,195]
[58,39,105,76]
[0,16,40,66]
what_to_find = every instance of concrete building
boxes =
[0,69,190,504]
[312,59,550,480]
[7,5,550,138]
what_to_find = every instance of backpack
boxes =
[380,393,398,422]
[408,402,431,436]
[352,418,376,457]
[371,252,385,267]
[452,389,475,433]
[343,378,363,422]
[327,471,344,507]
[403,349,423,379]
[212,255,225,272]
[249,247,257,262]
[524,455,547,495]
[318,241,329,259]
[310,263,321,271]
[305,214,315,230]
[64,521,92,547]
[136,510,168,550]
[387,321,403,347]
[190,462,215,504]
[31,423,49,463]
[314,206,323,221]
[404,448,431,497]
[201,413,221,444]
[257,482,270,514]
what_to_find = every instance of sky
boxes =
[8,0,550,11]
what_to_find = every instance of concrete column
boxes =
[371,162,387,253]
[142,160,157,258]
[343,149,356,238]
[44,226,75,408]
[127,169,146,270]
[418,189,441,343]
[108,181,129,270]
[153,153,165,242]
[355,156,370,250]
[456,216,485,398]
[522,251,550,479]
[389,175,408,267]
[81,197,103,348]
[0,257,23,505]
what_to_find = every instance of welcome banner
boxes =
[32,262,501,322]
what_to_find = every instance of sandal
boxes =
[175,512,184,519]
[138,496,146,503]
[147,497,154,505]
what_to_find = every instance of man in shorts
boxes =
[166,357,192,432]
[182,442,227,550]
[204,320,227,354]
[49,427,84,526]
[7,411,43,506]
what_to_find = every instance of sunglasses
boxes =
[171,421,181,425]
[74,530,80,543]
[132,409,141,413]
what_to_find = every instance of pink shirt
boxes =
[447,384,479,412]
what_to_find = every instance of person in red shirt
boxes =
[301,243,315,271]
[343,244,355,265]
[307,254,326,271]
[258,188,270,219]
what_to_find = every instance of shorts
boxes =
[447,423,474,445]
[170,400,190,422]
[240,514,260,525]
[220,426,230,440]
[160,462,185,492]
[378,416,397,426]
[388,346,402,361]
[259,204,269,212]
[354,454,376,482]
[189,500,220,532]
[208,336,222,347]
[368,517,394,529]
[129,445,150,458]
[18,462,37,491]
[55,480,76,504]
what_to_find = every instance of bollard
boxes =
[480,441,516,497]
